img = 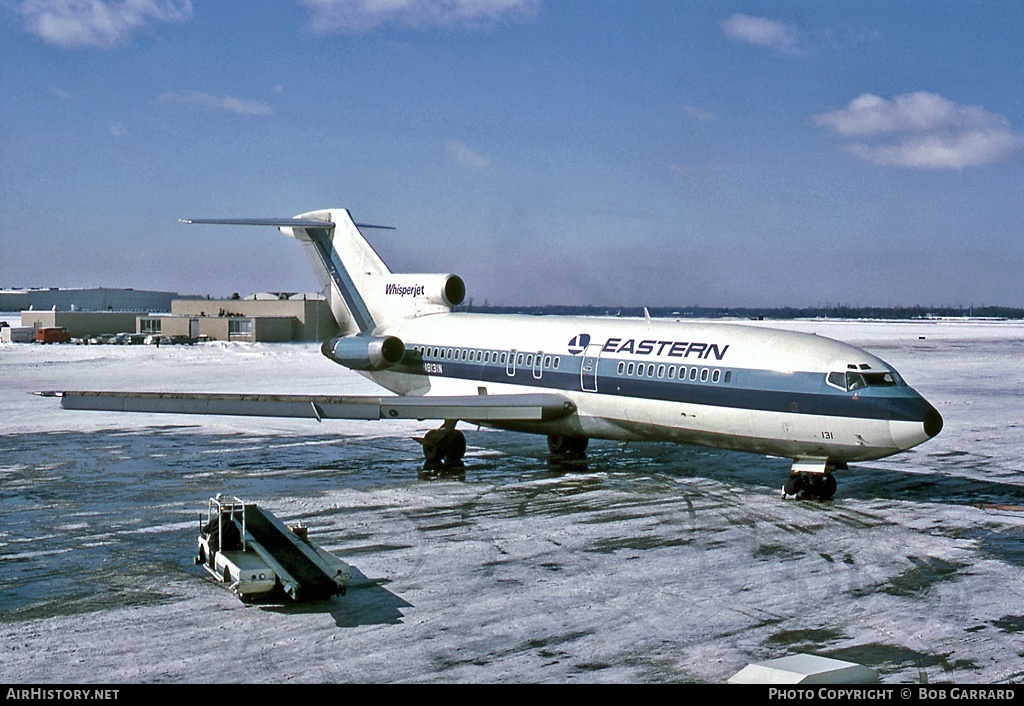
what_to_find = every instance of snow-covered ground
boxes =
[1,319,1023,684]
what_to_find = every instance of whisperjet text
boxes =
[601,337,729,361]
[385,283,426,297]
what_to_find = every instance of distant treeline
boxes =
[456,303,1024,320]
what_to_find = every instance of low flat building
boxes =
[10,292,338,343]
[21,311,145,339]
[164,294,337,342]
[1,287,180,312]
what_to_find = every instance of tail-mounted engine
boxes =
[321,335,406,371]
[383,274,465,309]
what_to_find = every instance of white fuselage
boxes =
[354,313,941,465]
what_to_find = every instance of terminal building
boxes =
[7,290,337,343]
[0,287,179,313]
[142,294,337,343]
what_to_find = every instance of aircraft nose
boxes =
[923,404,943,438]
[889,395,942,451]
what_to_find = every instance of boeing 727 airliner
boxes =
[51,208,943,499]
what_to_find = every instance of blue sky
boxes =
[2,1,1022,308]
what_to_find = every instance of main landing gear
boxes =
[418,421,466,468]
[547,434,589,455]
[782,471,838,501]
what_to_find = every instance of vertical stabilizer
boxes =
[182,209,463,336]
[280,209,391,336]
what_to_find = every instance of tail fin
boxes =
[182,208,464,335]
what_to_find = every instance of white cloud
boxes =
[682,104,715,123]
[20,0,192,49]
[298,0,539,33]
[721,14,801,55]
[813,92,1024,169]
[446,140,489,169]
[156,90,274,116]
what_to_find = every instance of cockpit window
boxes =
[828,371,904,391]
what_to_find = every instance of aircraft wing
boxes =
[41,391,576,423]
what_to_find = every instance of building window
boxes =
[228,319,252,336]
[140,318,161,333]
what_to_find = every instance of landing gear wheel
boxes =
[422,428,466,466]
[547,434,589,455]
[817,473,837,500]
[443,429,466,462]
[783,474,806,499]
[782,473,837,500]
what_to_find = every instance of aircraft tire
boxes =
[422,429,446,464]
[443,429,466,462]
[783,474,805,499]
[423,428,466,465]
[818,473,837,500]
[784,473,838,501]
[547,435,589,455]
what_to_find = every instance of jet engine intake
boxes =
[321,335,406,371]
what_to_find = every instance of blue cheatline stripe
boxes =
[306,228,376,333]
[388,349,930,424]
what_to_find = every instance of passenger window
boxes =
[500,353,507,364]
[712,369,720,383]
[554,357,560,369]
[689,367,698,381]
[544,355,551,368]
[658,364,665,378]
[700,368,709,382]
[627,363,635,375]
[517,353,524,365]
[724,371,732,383]
[617,362,625,375]
[668,366,676,379]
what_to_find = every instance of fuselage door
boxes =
[580,344,600,392]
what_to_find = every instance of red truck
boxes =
[36,327,72,344]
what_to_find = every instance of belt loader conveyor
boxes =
[196,496,351,602]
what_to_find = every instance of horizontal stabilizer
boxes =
[180,217,336,228]
[53,391,576,423]
[180,218,394,230]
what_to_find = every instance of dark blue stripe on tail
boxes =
[305,228,376,333]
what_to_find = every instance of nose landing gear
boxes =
[782,470,838,500]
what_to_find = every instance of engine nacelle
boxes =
[383,274,466,309]
[321,335,406,371]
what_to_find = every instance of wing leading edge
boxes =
[48,391,576,423]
